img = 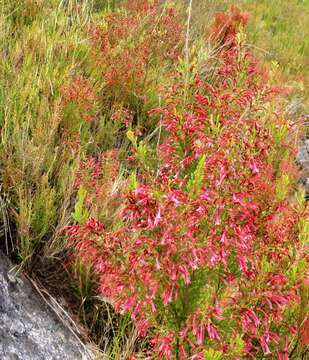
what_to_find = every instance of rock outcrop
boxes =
[297,137,309,198]
[0,251,93,360]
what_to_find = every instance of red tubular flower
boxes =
[65,4,308,358]
[207,321,220,341]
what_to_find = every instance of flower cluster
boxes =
[211,5,249,45]
[66,6,308,359]
[89,0,182,107]
[61,76,97,122]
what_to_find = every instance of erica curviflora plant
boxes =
[66,7,308,359]
[89,0,183,112]
[60,0,184,156]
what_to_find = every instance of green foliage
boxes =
[204,348,223,360]
[31,176,56,241]
[298,217,309,247]
[187,155,206,195]
[276,174,290,201]
[72,186,89,225]
[230,334,245,357]
[128,171,138,192]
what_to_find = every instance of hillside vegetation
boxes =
[0,1,308,359]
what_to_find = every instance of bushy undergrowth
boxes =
[66,4,309,359]
[1,0,308,359]
[0,0,94,266]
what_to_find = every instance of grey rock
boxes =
[297,138,309,166]
[297,137,309,198]
[0,252,93,360]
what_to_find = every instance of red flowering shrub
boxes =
[211,5,249,46]
[60,0,183,152]
[89,0,182,109]
[66,7,308,359]
[61,76,97,123]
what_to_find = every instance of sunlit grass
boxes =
[193,0,309,114]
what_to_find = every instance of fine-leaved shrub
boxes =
[66,5,308,359]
